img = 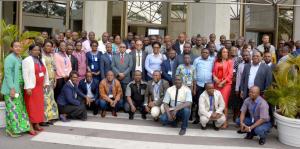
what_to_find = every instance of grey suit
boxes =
[131,50,147,80]
[240,62,273,99]
[144,79,169,106]
[112,53,133,84]
[100,53,113,79]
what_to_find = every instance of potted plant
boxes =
[265,55,300,147]
[0,20,40,128]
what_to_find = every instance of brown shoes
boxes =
[101,110,106,118]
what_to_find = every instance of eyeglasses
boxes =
[120,46,126,48]
[153,46,160,49]
[91,45,98,47]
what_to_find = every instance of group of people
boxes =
[2,29,300,145]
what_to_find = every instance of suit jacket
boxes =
[130,50,146,80]
[240,63,273,99]
[100,53,113,79]
[69,55,78,72]
[172,40,184,55]
[144,79,169,106]
[198,90,225,118]
[57,81,86,106]
[78,79,99,100]
[22,56,49,89]
[112,53,133,83]
[161,58,177,84]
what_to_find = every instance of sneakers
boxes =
[179,128,186,136]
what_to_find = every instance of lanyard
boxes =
[209,96,214,111]
[154,82,160,97]
[107,80,115,95]
[252,101,260,121]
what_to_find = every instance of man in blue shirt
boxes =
[293,40,300,56]
[191,48,214,124]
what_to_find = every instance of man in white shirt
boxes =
[160,75,192,136]
[98,32,110,54]
[198,83,226,131]
[131,40,146,80]
[256,34,276,57]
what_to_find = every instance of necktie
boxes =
[174,88,179,107]
[209,96,213,111]
[137,52,141,66]
[120,54,124,64]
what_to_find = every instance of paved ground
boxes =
[0,112,297,149]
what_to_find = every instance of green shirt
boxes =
[1,53,23,95]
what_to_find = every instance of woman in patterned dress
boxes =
[41,40,59,125]
[1,41,30,137]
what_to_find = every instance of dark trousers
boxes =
[58,102,87,120]
[54,78,66,102]
[86,100,99,115]
[191,85,205,121]
[121,82,128,108]
[124,101,147,115]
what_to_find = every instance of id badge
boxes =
[187,80,192,85]
[168,71,172,76]
[64,68,68,72]
[94,58,98,62]
[39,72,44,77]
[91,64,94,70]
[109,94,113,98]
[15,93,19,98]
[251,117,255,123]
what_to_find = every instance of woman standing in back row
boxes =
[1,41,30,137]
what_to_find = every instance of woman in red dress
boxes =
[23,44,48,135]
[212,47,233,128]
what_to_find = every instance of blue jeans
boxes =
[236,117,272,139]
[96,99,124,111]
[160,108,191,129]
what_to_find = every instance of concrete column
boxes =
[294,1,300,40]
[186,0,231,40]
[83,1,108,39]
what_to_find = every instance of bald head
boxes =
[249,86,261,100]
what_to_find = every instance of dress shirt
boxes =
[152,80,161,101]
[163,85,192,107]
[248,62,261,89]
[241,96,270,122]
[86,81,94,99]
[193,57,214,87]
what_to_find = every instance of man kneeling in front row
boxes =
[57,71,93,121]
[236,86,272,145]
[160,75,192,136]
[198,83,226,131]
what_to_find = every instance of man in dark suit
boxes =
[112,43,133,103]
[240,51,272,99]
[66,44,78,71]
[57,71,93,121]
[100,43,113,79]
[176,42,197,65]
[172,33,186,55]
[161,49,177,86]
[78,71,100,115]
[131,40,147,80]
